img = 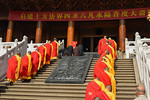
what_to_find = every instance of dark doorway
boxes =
[94,37,100,52]
[82,38,91,52]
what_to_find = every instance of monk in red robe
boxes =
[85,78,105,100]
[51,38,59,59]
[38,44,47,68]
[100,42,115,59]
[98,36,107,55]
[104,67,116,97]
[45,41,53,64]
[108,38,116,51]
[6,52,21,85]
[20,51,32,82]
[94,58,109,78]
[94,67,111,87]
[31,49,41,77]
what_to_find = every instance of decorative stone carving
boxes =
[45,56,93,84]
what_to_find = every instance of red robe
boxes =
[38,45,47,67]
[85,79,105,100]
[94,71,111,87]
[94,91,111,100]
[98,38,107,55]
[6,55,21,82]
[108,39,116,51]
[45,42,53,64]
[100,44,114,58]
[94,61,108,78]
[51,40,59,59]
[31,51,41,75]
[20,54,32,79]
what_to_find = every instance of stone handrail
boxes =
[0,36,28,81]
[27,39,64,52]
[125,38,135,58]
[134,32,150,99]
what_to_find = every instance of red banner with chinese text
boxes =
[8,7,150,21]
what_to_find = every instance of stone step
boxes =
[114,68,134,70]
[116,83,137,87]
[117,87,136,91]
[115,77,135,80]
[0,85,87,90]
[115,64,133,66]
[116,80,136,83]
[115,70,134,72]
[114,65,134,68]
[0,92,85,98]
[116,91,136,95]
[0,88,86,94]
[116,95,136,99]
[115,74,135,77]
[0,96,84,100]
[115,72,135,75]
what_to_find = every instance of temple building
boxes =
[0,0,150,52]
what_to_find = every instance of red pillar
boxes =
[67,21,74,47]
[35,21,42,43]
[119,19,126,51]
[6,21,13,42]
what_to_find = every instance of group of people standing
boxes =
[58,41,84,57]
[85,36,117,100]
[6,38,59,85]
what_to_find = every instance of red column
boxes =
[35,21,42,43]
[67,21,74,47]
[6,21,13,42]
[119,19,126,51]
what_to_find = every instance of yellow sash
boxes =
[93,79,105,91]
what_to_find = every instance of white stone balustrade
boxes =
[0,37,64,81]
[126,32,150,99]
[0,36,28,81]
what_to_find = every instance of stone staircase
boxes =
[0,58,97,100]
[115,58,137,100]
[0,58,137,100]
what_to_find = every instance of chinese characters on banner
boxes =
[8,7,150,21]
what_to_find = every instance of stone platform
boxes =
[45,56,93,84]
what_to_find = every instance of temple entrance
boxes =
[82,38,91,52]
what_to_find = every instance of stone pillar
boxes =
[35,21,42,43]
[119,19,126,51]
[6,21,13,42]
[67,21,74,47]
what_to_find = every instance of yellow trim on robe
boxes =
[93,79,105,91]
[104,89,115,100]
[50,44,53,61]
[15,54,21,82]
[36,50,41,70]
[102,61,115,76]
[26,53,32,78]
[7,78,17,83]
[106,54,114,68]
[42,45,47,65]
[108,45,115,60]
[105,71,116,98]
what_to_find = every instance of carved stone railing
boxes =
[27,39,64,52]
[134,33,150,99]
[0,36,28,81]
[125,39,135,58]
